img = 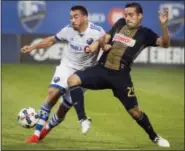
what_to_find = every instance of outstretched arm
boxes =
[21,36,57,53]
[156,8,170,48]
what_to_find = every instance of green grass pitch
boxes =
[2,64,184,150]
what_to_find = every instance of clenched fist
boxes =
[21,45,35,53]
[103,44,112,52]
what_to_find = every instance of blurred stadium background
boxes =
[1,0,184,150]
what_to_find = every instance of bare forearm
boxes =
[160,24,170,47]
[99,34,111,48]
[32,36,56,49]
[88,40,101,52]
[87,34,111,53]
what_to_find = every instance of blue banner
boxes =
[2,1,184,40]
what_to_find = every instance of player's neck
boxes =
[78,22,88,33]
[126,24,141,30]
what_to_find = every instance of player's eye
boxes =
[74,16,79,19]
[129,13,133,17]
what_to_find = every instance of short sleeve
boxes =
[145,28,159,47]
[55,25,71,41]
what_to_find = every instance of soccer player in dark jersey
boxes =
[39,2,170,147]
[67,3,170,147]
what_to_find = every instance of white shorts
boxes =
[50,63,76,91]
[49,63,86,107]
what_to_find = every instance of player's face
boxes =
[124,7,143,28]
[70,10,87,30]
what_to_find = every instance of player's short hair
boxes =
[71,5,88,16]
[125,2,143,14]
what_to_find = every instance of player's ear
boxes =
[138,13,143,20]
[83,15,88,21]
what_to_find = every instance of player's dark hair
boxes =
[125,2,143,14]
[71,5,88,16]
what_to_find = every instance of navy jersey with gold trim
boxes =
[99,18,159,70]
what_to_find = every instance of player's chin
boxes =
[72,25,79,30]
[126,23,135,28]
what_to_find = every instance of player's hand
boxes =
[21,45,34,53]
[159,8,169,25]
[103,44,112,52]
[84,46,91,53]
[84,45,98,53]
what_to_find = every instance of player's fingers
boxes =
[21,46,28,51]
[104,44,112,51]
[21,47,31,53]
[104,46,108,51]
[164,8,168,12]
[20,48,26,53]
[162,8,168,17]
[107,46,112,51]
[165,11,169,18]
[158,10,165,17]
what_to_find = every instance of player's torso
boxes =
[61,23,102,70]
[102,25,148,70]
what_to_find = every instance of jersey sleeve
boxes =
[145,28,159,47]
[107,18,126,38]
[55,25,70,41]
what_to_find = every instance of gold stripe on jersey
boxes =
[104,25,138,70]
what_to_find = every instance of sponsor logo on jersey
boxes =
[17,1,46,33]
[70,43,84,52]
[160,3,184,37]
[113,33,136,47]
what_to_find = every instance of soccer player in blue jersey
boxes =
[21,5,105,143]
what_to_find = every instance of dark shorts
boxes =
[75,64,138,110]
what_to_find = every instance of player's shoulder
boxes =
[114,18,126,26]
[62,24,73,31]
[116,18,126,24]
[140,26,154,33]
[138,26,158,37]
[59,24,78,36]
[89,22,104,32]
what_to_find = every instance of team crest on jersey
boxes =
[113,33,136,47]
[86,38,94,45]
[160,3,184,37]
[17,1,46,33]
[53,77,60,83]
